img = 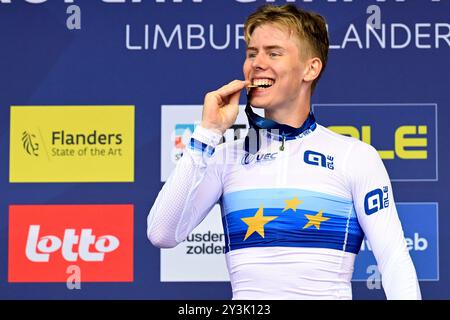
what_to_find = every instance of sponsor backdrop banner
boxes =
[0,1,448,299]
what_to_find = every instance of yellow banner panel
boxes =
[10,106,134,183]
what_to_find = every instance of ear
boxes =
[303,57,323,83]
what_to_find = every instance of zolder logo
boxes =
[9,204,134,282]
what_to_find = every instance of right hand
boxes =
[201,80,250,135]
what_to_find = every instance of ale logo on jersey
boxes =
[364,186,389,215]
[304,150,335,170]
[312,104,437,181]
[8,204,134,282]
[10,105,135,182]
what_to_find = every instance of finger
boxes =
[215,80,249,100]
[228,89,242,107]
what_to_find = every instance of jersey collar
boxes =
[245,104,317,140]
[244,103,317,153]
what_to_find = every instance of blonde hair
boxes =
[244,4,329,92]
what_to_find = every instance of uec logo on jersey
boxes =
[364,186,389,215]
[241,152,278,165]
[304,150,334,170]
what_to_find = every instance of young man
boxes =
[148,5,421,300]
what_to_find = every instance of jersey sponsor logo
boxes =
[9,106,135,183]
[312,103,437,181]
[364,186,389,215]
[8,204,134,282]
[304,150,334,170]
[241,152,278,165]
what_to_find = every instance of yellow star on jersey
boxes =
[241,206,278,241]
[282,196,304,213]
[303,210,330,230]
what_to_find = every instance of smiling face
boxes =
[243,23,310,112]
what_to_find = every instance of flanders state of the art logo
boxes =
[10,105,135,183]
[22,131,40,156]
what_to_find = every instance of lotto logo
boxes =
[364,187,389,215]
[26,225,120,262]
[9,204,133,282]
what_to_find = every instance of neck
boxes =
[264,91,311,128]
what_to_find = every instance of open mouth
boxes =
[250,78,275,89]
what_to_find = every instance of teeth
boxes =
[252,79,274,87]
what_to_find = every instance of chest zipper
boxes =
[279,135,286,151]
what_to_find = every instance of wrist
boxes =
[193,124,224,148]
[200,122,226,135]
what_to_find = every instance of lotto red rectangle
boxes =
[8,204,134,282]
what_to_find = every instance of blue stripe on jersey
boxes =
[222,188,357,219]
[221,189,364,254]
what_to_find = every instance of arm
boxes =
[147,125,224,248]
[347,141,421,300]
[147,79,249,248]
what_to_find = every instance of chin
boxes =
[250,100,275,111]
[250,98,270,109]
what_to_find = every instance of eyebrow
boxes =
[246,45,285,51]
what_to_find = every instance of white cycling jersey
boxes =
[148,107,421,300]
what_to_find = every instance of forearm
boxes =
[381,249,422,300]
[147,153,201,248]
[147,126,223,248]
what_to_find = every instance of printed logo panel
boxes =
[312,104,437,181]
[8,204,134,282]
[353,203,438,281]
[10,106,135,182]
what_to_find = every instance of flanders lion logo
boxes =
[22,131,39,156]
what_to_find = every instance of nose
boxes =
[251,53,268,70]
